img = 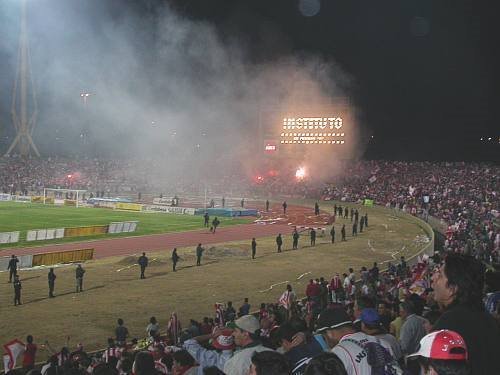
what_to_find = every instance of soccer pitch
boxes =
[0,202,251,248]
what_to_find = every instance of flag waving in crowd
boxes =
[3,339,25,372]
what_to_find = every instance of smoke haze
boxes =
[0,0,362,184]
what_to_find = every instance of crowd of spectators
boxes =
[10,252,499,375]
[2,158,499,374]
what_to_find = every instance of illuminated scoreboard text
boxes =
[280,117,345,144]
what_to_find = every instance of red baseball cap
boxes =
[407,330,467,360]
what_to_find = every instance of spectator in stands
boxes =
[133,351,159,375]
[239,298,251,316]
[377,302,393,332]
[432,253,500,374]
[224,315,273,375]
[406,330,469,375]
[304,352,348,375]
[249,351,290,375]
[146,317,160,338]
[399,300,427,356]
[23,335,37,371]
[183,327,235,374]
[172,350,198,375]
[225,302,237,322]
[360,308,403,364]
[115,318,129,347]
[277,320,323,374]
[315,307,402,374]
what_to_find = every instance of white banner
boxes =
[152,197,173,205]
[55,228,65,238]
[45,229,56,240]
[26,230,37,241]
[122,222,131,232]
[36,229,47,241]
[0,193,12,201]
[128,221,138,232]
[145,205,195,215]
[0,232,20,244]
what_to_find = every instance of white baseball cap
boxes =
[407,330,467,361]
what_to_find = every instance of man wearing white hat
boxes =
[223,315,273,375]
[407,330,469,375]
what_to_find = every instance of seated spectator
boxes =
[304,352,348,375]
[432,253,500,374]
[249,351,290,375]
[406,330,469,375]
[224,315,274,375]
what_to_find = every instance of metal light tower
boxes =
[5,0,40,157]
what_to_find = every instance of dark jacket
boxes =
[433,304,500,375]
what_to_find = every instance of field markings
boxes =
[259,280,289,293]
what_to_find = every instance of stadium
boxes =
[0,1,498,375]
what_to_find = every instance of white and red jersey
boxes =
[103,347,122,363]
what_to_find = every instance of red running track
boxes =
[5,203,331,259]
[7,224,294,259]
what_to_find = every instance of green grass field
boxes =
[0,202,251,249]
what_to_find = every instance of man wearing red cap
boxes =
[407,330,469,375]
[431,254,500,374]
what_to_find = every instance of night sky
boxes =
[0,0,497,161]
[170,0,499,161]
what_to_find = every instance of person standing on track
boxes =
[282,201,287,214]
[314,202,320,216]
[211,217,220,233]
[138,252,148,279]
[266,200,270,212]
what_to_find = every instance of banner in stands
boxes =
[145,205,195,215]
[363,199,374,206]
[152,197,173,205]
[0,194,12,201]
[115,202,143,211]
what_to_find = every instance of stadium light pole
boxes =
[5,0,40,157]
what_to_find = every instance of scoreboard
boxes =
[280,117,345,145]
